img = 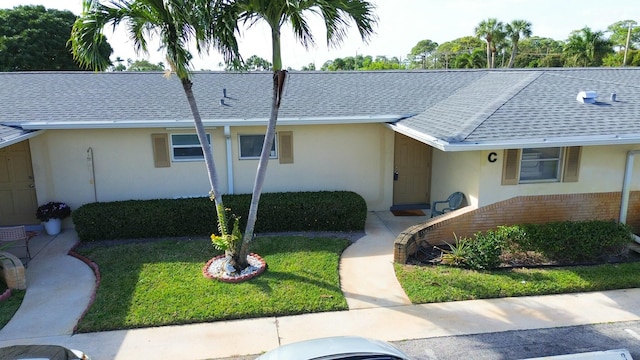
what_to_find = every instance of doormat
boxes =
[391,209,425,216]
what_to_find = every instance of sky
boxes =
[2,0,638,70]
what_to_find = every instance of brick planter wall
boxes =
[394,191,640,263]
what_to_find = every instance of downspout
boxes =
[224,126,234,194]
[620,150,640,224]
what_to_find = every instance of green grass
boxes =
[75,236,350,333]
[395,261,640,304]
[0,277,25,329]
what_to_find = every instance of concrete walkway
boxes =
[1,212,640,360]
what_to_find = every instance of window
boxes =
[519,147,561,182]
[171,134,211,161]
[502,147,581,185]
[239,134,277,159]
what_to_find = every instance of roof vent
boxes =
[220,99,225,106]
[576,90,597,104]
[223,88,227,98]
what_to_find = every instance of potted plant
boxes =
[36,201,71,235]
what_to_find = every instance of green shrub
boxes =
[465,229,505,270]
[72,191,367,242]
[440,232,504,270]
[515,220,632,263]
[443,220,634,270]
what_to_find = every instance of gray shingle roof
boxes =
[1,68,639,150]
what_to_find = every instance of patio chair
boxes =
[431,192,465,217]
[0,226,31,264]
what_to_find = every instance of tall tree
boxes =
[70,0,241,262]
[229,0,377,268]
[0,5,113,71]
[475,18,504,68]
[410,39,438,69]
[564,27,613,67]
[504,19,532,68]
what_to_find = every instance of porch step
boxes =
[389,203,430,211]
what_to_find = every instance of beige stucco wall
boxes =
[29,123,395,214]
[430,149,481,208]
[476,145,640,206]
[230,124,394,210]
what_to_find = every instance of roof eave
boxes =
[388,124,640,151]
[19,115,404,130]
[0,129,45,149]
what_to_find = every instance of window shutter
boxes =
[151,133,171,168]
[501,149,520,185]
[562,146,581,182]
[279,131,293,164]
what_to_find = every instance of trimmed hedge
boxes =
[439,220,633,270]
[72,191,367,241]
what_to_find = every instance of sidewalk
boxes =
[1,212,640,360]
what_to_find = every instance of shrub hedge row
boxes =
[72,191,367,242]
[442,220,633,270]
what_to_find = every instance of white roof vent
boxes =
[576,90,597,104]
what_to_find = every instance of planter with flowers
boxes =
[36,202,71,235]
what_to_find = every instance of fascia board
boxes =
[19,115,404,130]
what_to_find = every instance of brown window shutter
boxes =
[151,133,171,168]
[501,149,520,185]
[562,146,581,182]
[279,131,293,164]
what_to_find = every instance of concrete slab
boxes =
[0,230,95,340]
[339,213,413,309]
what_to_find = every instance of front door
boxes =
[0,141,38,225]
[393,133,431,206]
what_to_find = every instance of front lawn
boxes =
[395,261,640,304]
[74,236,350,333]
[0,280,24,330]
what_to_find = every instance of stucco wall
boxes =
[477,145,640,206]
[430,149,480,208]
[29,124,394,213]
[230,124,394,210]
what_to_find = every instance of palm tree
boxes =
[475,18,504,68]
[228,0,377,268]
[504,19,532,68]
[70,0,242,259]
[564,27,613,67]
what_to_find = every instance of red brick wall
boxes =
[394,191,640,263]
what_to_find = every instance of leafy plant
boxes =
[36,201,71,221]
[465,229,505,270]
[438,233,471,267]
[211,213,242,253]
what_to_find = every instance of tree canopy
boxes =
[0,5,113,71]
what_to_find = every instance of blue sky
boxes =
[4,0,638,69]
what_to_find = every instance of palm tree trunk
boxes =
[507,43,517,68]
[180,78,228,237]
[238,71,286,268]
[485,40,491,69]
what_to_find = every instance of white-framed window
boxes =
[239,134,277,159]
[519,147,562,182]
[170,133,211,161]
[502,147,581,185]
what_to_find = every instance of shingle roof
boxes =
[1,68,639,150]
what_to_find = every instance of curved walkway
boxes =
[0,230,94,341]
[1,212,640,360]
[339,212,415,309]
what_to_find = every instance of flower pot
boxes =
[43,218,62,236]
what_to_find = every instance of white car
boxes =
[0,345,90,360]
[256,336,411,360]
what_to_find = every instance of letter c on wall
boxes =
[488,152,497,163]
